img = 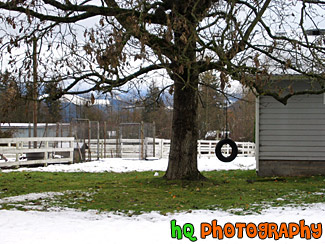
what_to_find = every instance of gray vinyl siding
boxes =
[259,94,325,161]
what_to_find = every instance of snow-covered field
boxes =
[0,157,324,244]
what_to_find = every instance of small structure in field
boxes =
[256,75,325,176]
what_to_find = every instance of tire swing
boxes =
[215,99,238,162]
[215,138,238,162]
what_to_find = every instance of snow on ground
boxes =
[2,156,256,173]
[0,157,324,244]
[1,205,324,244]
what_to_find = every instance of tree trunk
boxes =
[164,72,205,180]
[163,8,205,180]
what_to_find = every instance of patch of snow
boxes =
[0,192,65,204]
[0,190,97,212]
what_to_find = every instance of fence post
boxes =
[55,122,59,149]
[44,123,48,137]
[119,125,123,158]
[44,140,48,167]
[144,137,148,159]
[104,121,107,158]
[60,122,63,147]
[97,121,100,160]
[15,141,19,162]
[140,121,144,160]
[101,140,104,159]
[69,138,73,164]
[198,140,201,158]
[116,126,120,157]
[28,122,31,149]
[153,122,156,157]
[160,139,164,158]
[88,120,91,161]
[158,139,161,158]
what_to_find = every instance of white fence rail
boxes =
[0,137,74,168]
[86,138,255,159]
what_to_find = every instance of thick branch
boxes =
[0,0,167,24]
[0,1,98,23]
[299,0,325,3]
[59,64,165,95]
[226,0,271,60]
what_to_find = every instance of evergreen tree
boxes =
[142,82,172,138]
[43,80,62,122]
[142,82,164,122]
[0,72,30,122]
[198,72,224,139]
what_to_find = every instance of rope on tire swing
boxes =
[215,98,238,162]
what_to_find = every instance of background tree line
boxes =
[0,71,62,123]
[0,71,254,142]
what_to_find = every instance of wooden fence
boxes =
[86,138,255,159]
[0,137,255,168]
[0,137,74,168]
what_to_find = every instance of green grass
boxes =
[0,170,324,215]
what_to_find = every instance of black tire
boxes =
[215,138,238,162]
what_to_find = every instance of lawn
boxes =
[0,170,324,215]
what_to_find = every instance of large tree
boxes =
[1,0,325,179]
